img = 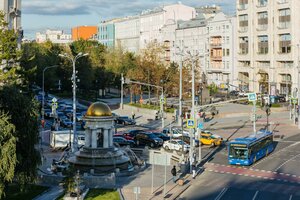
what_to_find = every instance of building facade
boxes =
[72,26,98,41]
[174,12,237,89]
[114,16,140,53]
[36,29,72,44]
[139,3,195,50]
[236,0,300,95]
[207,13,237,89]
[98,19,120,48]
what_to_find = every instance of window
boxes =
[279,34,291,53]
[258,35,268,54]
[239,37,249,54]
[239,15,248,32]
[279,9,290,29]
[258,0,267,7]
[239,0,248,10]
[257,12,268,30]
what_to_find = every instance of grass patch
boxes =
[4,184,49,200]
[84,189,120,200]
[271,103,281,107]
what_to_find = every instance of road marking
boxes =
[252,191,259,200]
[289,194,293,200]
[275,153,300,171]
[215,188,228,200]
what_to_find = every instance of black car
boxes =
[135,132,163,148]
[113,137,135,147]
[116,116,136,125]
[229,90,239,96]
[151,132,170,141]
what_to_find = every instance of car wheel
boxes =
[150,143,155,148]
[123,122,126,125]
[179,148,183,152]
[164,146,169,151]
[136,140,140,146]
[210,142,215,147]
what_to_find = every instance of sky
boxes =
[22,0,236,39]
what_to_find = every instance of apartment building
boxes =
[114,16,140,53]
[98,18,123,48]
[72,26,98,41]
[174,12,237,89]
[236,0,300,95]
[0,0,22,46]
[139,3,195,50]
[207,13,237,89]
[35,29,72,44]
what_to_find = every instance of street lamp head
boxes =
[77,52,83,56]
[58,53,65,57]
[83,53,89,57]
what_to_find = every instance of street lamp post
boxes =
[297,44,300,129]
[41,65,58,148]
[177,49,184,126]
[59,52,88,152]
[121,73,124,109]
[42,65,59,121]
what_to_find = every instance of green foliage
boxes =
[62,165,76,193]
[208,84,218,95]
[0,112,16,198]
[0,86,41,188]
[0,11,21,85]
[129,103,175,113]
[85,189,120,200]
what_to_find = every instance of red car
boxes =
[114,133,134,141]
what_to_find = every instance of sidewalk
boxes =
[33,186,64,200]
[120,165,204,200]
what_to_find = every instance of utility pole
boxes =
[297,44,300,129]
[121,73,124,109]
[176,46,185,126]
[253,100,257,134]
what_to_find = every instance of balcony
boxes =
[238,27,248,33]
[210,43,222,48]
[211,56,222,61]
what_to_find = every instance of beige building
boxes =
[236,0,300,95]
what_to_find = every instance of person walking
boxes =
[171,165,177,183]
[192,162,196,179]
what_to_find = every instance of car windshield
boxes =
[229,145,248,159]
[177,140,185,145]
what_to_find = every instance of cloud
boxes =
[22,0,235,16]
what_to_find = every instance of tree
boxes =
[0,86,41,189]
[0,11,21,85]
[0,112,16,198]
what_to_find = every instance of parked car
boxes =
[113,137,135,147]
[134,132,163,148]
[151,132,170,141]
[163,139,190,152]
[116,116,136,125]
[124,129,146,139]
[60,116,73,128]
[200,131,223,147]
[174,135,199,147]
[229,90,239,96]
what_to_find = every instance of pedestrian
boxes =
[132,111,135,120]
[192,162,196,179]
[171,165,177,183]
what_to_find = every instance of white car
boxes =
[163,139,190,152]
[170,128,189,137]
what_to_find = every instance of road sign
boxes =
[187,119,195,129]
[52,97,57,103]
[292,98,298,104]
[248,93,257,102]
[198,122,204,130]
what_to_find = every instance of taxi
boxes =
[200,131,223,146]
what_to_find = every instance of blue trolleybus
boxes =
[228,130,274,166]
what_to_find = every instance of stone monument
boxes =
[69,102,130,173]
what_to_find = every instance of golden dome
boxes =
[86,102,112,117]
